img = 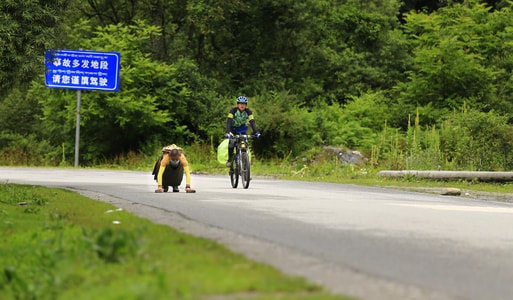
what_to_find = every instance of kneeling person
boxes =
[154,145,196,193]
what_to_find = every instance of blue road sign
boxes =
[45,49,120,92]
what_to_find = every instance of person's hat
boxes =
[162,144,183,152]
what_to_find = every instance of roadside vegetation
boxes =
[0,183,352,300]
[3,1,513,174]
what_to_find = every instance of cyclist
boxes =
[153,144,196,193]
[225,95,261,167]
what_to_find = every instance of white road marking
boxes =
[388,203,513,214]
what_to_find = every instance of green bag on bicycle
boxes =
[217,139,229,164]
[217,138,252,165]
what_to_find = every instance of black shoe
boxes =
[163,186,169,192]
[172,186,179,192]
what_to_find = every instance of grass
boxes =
[0,183,353,300]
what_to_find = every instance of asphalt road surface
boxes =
[1,167,513,300]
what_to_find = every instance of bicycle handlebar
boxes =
[227,134,256,139]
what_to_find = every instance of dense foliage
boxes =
[0,0,69,96]
[2,0,513,171]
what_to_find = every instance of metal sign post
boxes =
[74,90,81,167]
[45,49,120,167]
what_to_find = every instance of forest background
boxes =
[2,0,513,173]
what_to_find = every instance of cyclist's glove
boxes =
[225,133,232,139]
[255,132,261,138]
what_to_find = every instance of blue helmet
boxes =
[237,96,248,104]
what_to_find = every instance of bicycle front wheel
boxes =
[240,152,251,189]
[230,157,239,188]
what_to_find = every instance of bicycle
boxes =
[228,134,255,189]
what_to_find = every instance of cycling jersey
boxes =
[226,107,258,134]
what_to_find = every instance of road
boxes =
[1,167,513,300]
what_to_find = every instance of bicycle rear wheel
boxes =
[240,152,250,189]
[230,156,239,188]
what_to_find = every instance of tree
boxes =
[28,20,192,163]
[0,0,69,96]
[71,0,411,106]
[288,0,408,104]
[392,0,513,127]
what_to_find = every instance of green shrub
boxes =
[439,109,513,170]
[252,91,322,158]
